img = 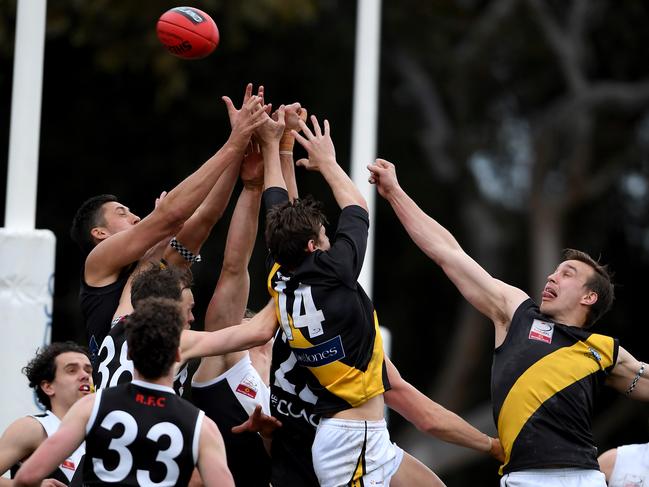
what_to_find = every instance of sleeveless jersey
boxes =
[192,353,271,486]
[80,263,134,367]
[269,329,320,487]
[264,187,390,415]
[83,380,202,486]
[492,299,619,474]
[609,443,649,487]
[95,315,193,398]
[11,411,85,484]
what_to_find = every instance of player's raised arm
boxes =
[279,103,307,200]
[84,88,266,286]
[255,102,286,191]
[368,159,527,336]
[293,116,368,212]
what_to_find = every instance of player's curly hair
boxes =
[70,194,119,256]
[265,196,328,269]
[125,297,184,380]
[562,249,615,327]
[22,342,90,410]
[131,264,193,307]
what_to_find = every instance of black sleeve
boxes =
[316,205,369,287]
[262,187,289,275]
[263,187,289,213]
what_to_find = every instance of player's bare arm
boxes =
[85,90,266,287]
[0,416,47,486]
[162,163,240,268]
[13,395,94,487]
[180,300,278,361]
[196,417,234,487]
[201,148,264,335]
[383,357,504,461]
[163,86,268,267]
[606,346,649,400]
[368,159,528,342]
[257,105,287,190]
[294,116,368,212]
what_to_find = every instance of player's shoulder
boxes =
[1,415,47,447]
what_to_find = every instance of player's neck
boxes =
[133,370,175,389]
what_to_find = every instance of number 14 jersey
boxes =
[264,188,390,416]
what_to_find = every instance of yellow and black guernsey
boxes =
[493,299,619,475]
[264,187,390,416]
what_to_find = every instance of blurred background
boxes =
[2,0,649,484]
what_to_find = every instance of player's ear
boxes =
[40,380,55,398]
[306,239,317,253]
[581,291,598,306]
[90,226,109,242]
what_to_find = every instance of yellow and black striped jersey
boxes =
[264,187,390,416]
[492,299,619,475]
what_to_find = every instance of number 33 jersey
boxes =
[83,380,203,486]
[264,187,390,416]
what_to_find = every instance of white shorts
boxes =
[501,469,607,487]
[312,417,404,487]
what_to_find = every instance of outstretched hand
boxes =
[367,158,401,198]
[293,115,336,172]
[255,105,286,145]
[284,103,307,132]
[222,84,268,144]
[231,404,282,439]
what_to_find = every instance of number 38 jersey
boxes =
[83,380,203,486]
[94,316,193,398]
[264,187,390,416]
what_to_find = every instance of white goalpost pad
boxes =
[0,229,56,432]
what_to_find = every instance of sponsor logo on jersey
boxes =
[61,459,76,470]
[271,393,320,427]
[293,335,345,368]
[585,347,602,363]
[236,374,260,399]
[528,319,554,344]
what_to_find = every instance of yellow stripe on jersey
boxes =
[268,262,282,323]
[287,312,386,407]
[497,334,615,474]
[267,263,387,407]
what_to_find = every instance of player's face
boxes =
[315,224,330,251]
[180,288,195,329]
[100,201,141,235]
[540,260,595,322]
[48,352,94,409]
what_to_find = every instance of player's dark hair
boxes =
[131,264,193,307]
[22,342,90,410]
[70,194,119,256]
[265,196,328,270]
[125,298,183,380]
[563,248,615,327]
